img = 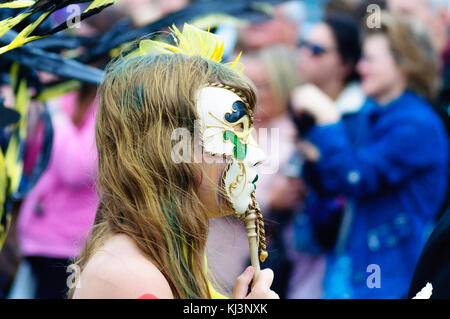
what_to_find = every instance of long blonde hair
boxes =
[259,45,300,115]
[68,53,256,299]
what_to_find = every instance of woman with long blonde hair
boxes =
[69,25,278,299]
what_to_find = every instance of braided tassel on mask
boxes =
[250,192,268,263]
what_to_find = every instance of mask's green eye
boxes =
[224,130,247,160]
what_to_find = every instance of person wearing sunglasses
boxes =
[298,40,329,57]
[297,14,363,107]
[283,14,365,299]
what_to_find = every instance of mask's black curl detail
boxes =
[225,101,248,124]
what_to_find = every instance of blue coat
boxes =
[303,91,449,298]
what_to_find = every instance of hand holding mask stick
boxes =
[245,193,268,282]
[245,209,261,280]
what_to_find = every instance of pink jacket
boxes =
[17,93,99,258]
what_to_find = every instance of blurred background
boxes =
[0,0,449,299]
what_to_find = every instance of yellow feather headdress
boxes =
[131,23,244,73]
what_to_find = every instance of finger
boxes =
[232,266,254,299]
[269,291,280,299]
[253,268,274,290]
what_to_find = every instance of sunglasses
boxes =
[298,40,328,56]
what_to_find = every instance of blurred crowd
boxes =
[1,0,449,299]
[209,0,449,299]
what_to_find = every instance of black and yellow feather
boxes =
[0,0,119,54]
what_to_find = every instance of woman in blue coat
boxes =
[291,12,448,298]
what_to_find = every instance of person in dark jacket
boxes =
[408,208,450,298]
[291,12,448,298]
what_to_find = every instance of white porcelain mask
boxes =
[196,86,266,217]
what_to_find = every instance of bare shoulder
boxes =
[72,234,174,299]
